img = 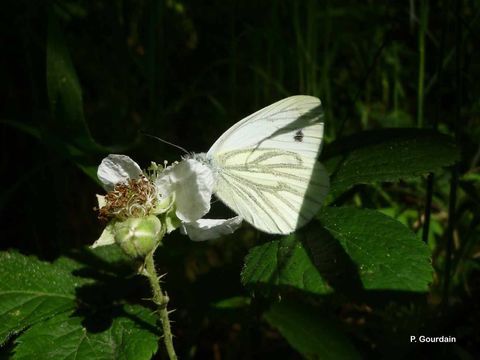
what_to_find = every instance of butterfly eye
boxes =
[294,129,304,142]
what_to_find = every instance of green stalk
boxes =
[321,0,332,133]
[417,0,428,127]
[306,0,317,95]
[293,1,304,92]
[417,0,433,244]
[443,0,462,304]
[229,1,237,119]
[144,251,177,360]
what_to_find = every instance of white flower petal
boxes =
[158,159,214,222]
[97,154,143,190]
[154,172,175,202]
[91,223,116,248]
[96,194,106,209]
[180,216,243,241]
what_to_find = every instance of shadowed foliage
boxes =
[1,1,479,359]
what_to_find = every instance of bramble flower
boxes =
[92,154,242,254]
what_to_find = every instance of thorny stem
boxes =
[144,251,177,360]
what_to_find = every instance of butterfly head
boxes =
[184,152,220,176]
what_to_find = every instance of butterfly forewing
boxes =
[208,96,324,154]
[208,96,329,234]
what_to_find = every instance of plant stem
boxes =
[144,251,177,360]
[443,0,462,305]
[418,0,432,244]
[417,0,427,128]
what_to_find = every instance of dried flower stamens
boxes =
[98,176,157,221]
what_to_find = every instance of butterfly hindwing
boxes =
[207,96,329,234]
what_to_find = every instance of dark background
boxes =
[1,0,479,358]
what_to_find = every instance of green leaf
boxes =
[77,163,103,184]
[0,247,160,359]
[211,296,251,309]
[52,244,132,277]
[0,119,42,140]
[241,229,333,296]
[265,300,360,360]
[324,129,459,198]
[242,207,432,295]
[12,305,158,360]
[47,9,97,152]
[0,252,80,345]
[318,207,432,292]
[462,172,480,183]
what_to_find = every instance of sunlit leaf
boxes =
[318,207,432,291]
[241,228,333,296]
[0,252,80,345]
[242,207,432,294]
[0,247,158,359]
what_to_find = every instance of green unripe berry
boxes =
[113,215,162,258]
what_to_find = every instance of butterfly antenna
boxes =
[141,132,189,154]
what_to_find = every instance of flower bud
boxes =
[113,215,162,258]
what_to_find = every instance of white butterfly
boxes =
[191,95,329,235]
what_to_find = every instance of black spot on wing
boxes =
[294,129,304,142]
